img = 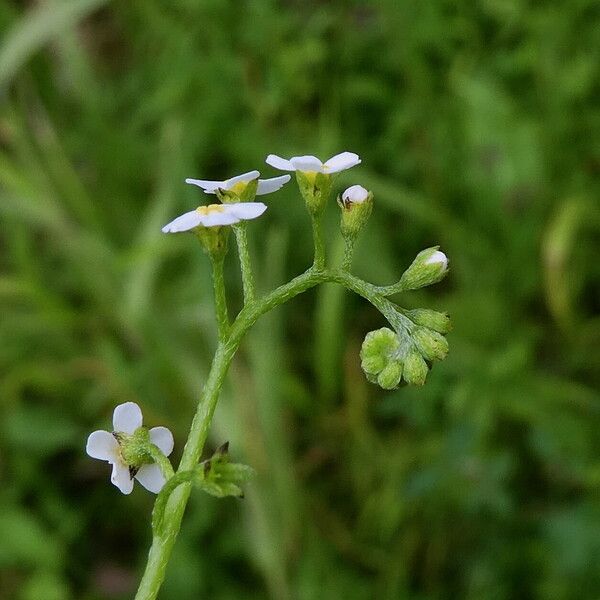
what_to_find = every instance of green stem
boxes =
[372,280,407,296]
[151,470,196,534]
[134,268,400,600]
[233,223,255,304]
[341,236,356,271]
[311,215,326,270]
[211,255,230,341]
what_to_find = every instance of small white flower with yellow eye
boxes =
[86,402,174,495]
[161,202,267,233]
[265,152,361,174]
[185,170,290,196]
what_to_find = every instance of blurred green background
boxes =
[1,1,599,598]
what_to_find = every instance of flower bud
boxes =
[377,360,403,390]
[360,328,399,373]
[402,351,429,386]
[360,328,405,390]
[407,308,452,334]
[338,185,373,239]
[412,327,449,362]
[399,247,449,291]
[295,171,332,216]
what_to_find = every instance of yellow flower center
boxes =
[196,204,225,215]
[229,181,248,195]
[301,171,318,184]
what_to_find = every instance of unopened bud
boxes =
[407,308,452,334]
[377,360,403,390]
[338,185,373,239]
[412,327,449,362]
[403,351,428,386]
[399,247,449,291]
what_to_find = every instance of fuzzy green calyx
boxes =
[295,171,332,216]
[412,327,449,362]
[406,308,452,334]
[403,351,429,386]
[195,226,230,259]
[338,188,373,239]
[196,442,255,498]
[115,428,153,468]
[399,246,449,291]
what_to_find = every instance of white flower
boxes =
[161,202,267,233]
[425,250,448,270]
[185,170,291,195]
[265,151,361,174]
[341,185,369,204]
[86,402,174,495]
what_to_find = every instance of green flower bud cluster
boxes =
[360,309,451,389]
[360,328,404,389]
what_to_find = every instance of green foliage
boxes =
[0,0,599,599]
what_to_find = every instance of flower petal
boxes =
[149,427,174,457]
[425,250,448,268]
[342,184,369,203]
[198,210,241,227]
[323,152,361,173]
[162,210,204,233]
[224,170,260,189]
[256,175,291,195]
[86,430,119,461]
[229,202,268,221]
[185,178,224,193]
[290,155,323,172]
[111,461,134,494]
[265,154,295,171]
[113,402,143,434]
[135,463,166,494]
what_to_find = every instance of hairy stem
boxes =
[233,223,255,303]
[135,267,398,599]
[341,236,356,271]
[311,215,326,270]
[211,255,230,341]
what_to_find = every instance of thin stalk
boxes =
[341,236,356,271]
[211,255,230,341]
[311,215,325,270]
[233,223,255,303]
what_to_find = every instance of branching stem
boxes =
[135,266,401,599]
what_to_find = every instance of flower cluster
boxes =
[162,152,365,236]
